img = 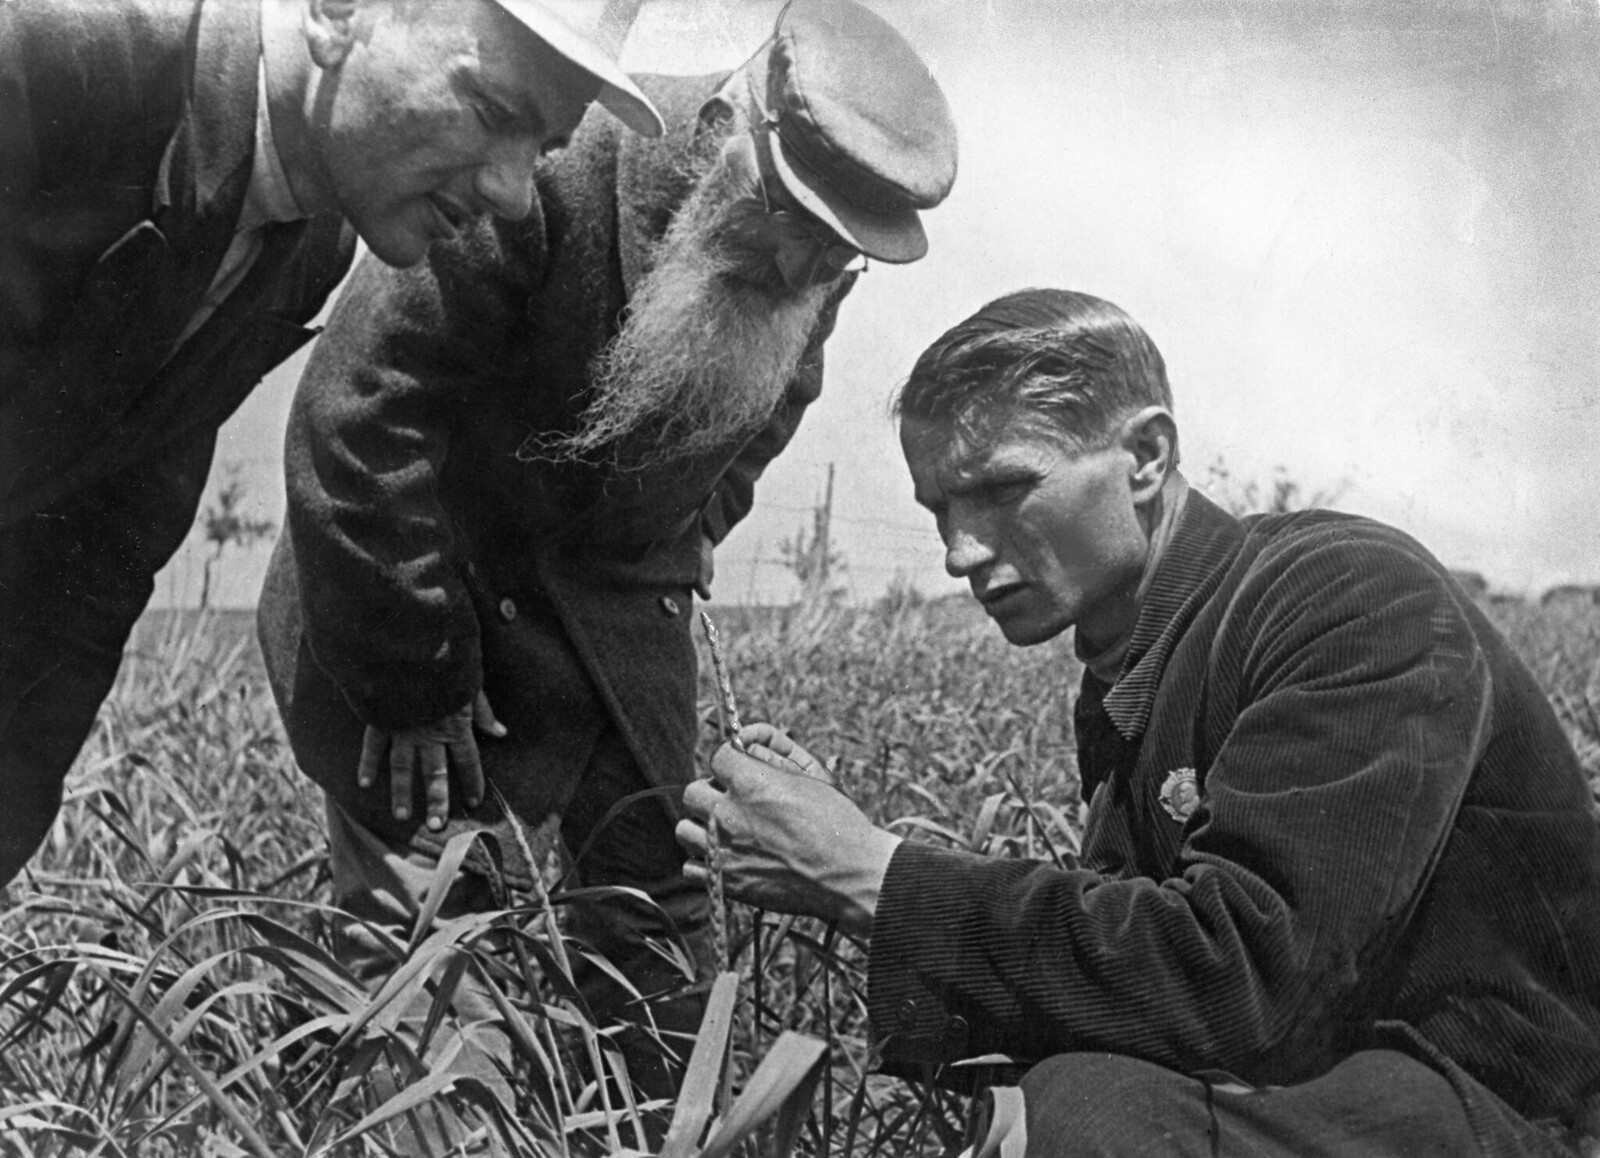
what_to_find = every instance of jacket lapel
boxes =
[1103,493,1245,740]
[0,0,259,520]
[133,216,334,448]
[151,0,260,301]
[0,0,325,525]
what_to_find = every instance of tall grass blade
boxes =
[311,1066,463,1154]
[95,970,278,1158]
[697,1030,828,1158]
[408,830,487,956]
[657,970,739,1158]
[139,1014,346,1143]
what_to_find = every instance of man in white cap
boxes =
[0,0,661,889]
[257,0,959,1128]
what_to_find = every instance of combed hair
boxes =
[894,288,1172,449]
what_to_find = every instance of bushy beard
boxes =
[530,140,832,471]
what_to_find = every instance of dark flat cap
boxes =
[762,0,958,264]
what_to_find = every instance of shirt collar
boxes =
[1095,484,1246,740]
[238,57,307,231]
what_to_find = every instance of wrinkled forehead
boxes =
[899,411,1052,503]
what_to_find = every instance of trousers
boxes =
[1005,1049,1572,1157]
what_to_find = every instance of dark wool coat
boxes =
[257,74,852,875]
[868,492,1600,1156]
[0,0,354,524]
[0,0,353,854]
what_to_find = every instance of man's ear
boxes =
[304,0,362,70]
[1122,406,1178,506]
[697,92,737,131]
[697,66,746,134]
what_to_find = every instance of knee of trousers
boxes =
[1019,1053,1208,1151]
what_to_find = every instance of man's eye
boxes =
[476,101,513,130]
[983,481,1031,506]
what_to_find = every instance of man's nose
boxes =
[475,135,541,222]
[943,524,994,579]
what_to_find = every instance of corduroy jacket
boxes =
[257,75,852,874]
[868,490,1600,1151]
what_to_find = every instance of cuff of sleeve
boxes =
[867,841,989,1065]
[336,640,483,732]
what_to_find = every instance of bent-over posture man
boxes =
[257,0,958,1110]
[0,0,661,885]
[679,289,1600,1157]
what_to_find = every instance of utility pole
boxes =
[813,462,835,588]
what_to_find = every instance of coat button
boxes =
[498,597,517,622]
[659,596,681,617]
[897,998,918,1029]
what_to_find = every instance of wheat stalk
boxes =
[699,612,740,975]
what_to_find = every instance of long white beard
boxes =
[534,155,832,470]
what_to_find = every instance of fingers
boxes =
[713,734,831,787]
[735,724,828,778]
[681,857,710,887]
[682,777,722,821]
[674,816,709,859]
[695,536,715,600]
[736,722,784,749]
[472,690,507,739]
[711,742,776,787]
[365,702,500,828]
[457,704,490,812]
[453,743,485,814]
[751,742,828,781]
[391,741,415,821]
[743,742,798,774]
[358,726,387,790]
[421,740,449,831]
[734,724,802,773]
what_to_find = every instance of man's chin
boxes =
[989,607,1069,648]
[353,216,432,270]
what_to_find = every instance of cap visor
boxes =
[496,0,665,137]
[770,130,928,264]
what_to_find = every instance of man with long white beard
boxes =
[255,0,957,1116]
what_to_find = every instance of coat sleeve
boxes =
[867,528,1493,1077]
[0,4,42,372]
[284,217,546,730]
[698,276,855,546]
[0,3,179,405]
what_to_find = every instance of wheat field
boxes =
[0,589,1595,1155]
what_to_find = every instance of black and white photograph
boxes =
[2,0,1597,1152]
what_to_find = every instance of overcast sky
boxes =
[172,0,1600,607]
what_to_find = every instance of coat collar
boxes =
[153,0,261,256]
[1100,489,1245,740]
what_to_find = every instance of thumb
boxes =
[473,690,507,737]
